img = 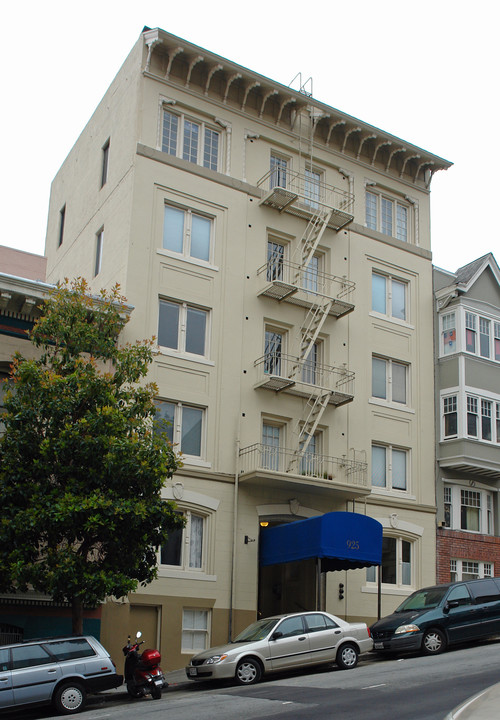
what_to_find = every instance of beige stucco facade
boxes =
[44,28,451,671]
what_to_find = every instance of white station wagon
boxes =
[186,611,372,685]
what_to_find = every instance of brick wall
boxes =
[436,528,500,583]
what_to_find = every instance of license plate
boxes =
[374,642,384,649]
[154,678,163,686]
[189,667,197,676]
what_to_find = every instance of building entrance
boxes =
[258,557,317,618]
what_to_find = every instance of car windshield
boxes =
[395,588,447,612]
[233,618,280,642]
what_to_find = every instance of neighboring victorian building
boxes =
[43,27,451,670]
[434,254,500,584]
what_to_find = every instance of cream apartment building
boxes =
[44,27,451,670]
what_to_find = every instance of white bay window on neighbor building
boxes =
[372,272,407,321]
[158,299,208,357]
[155,400,204,458]
[163,204,212,262]
[162,108,220,171]
[444,485,493,534]
[367,536,412,586]
[442,393,500,443]
[372,444,408,492]
[372,356,408,405]
[366,189,409,242]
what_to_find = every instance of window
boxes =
[465,312,476,352]
[267,240,285,281]
[367,537,412,586]
[495,323,500,361]
[182,609,210,652]
[496,403,500,443]
[163,205,212,262]
[481,399,492,441]
[365,190,409,242]
[158,300,208,357]
[161,510,205,569]
[264,329,283,376]
[155,400,204,458]
[371,444,408,491]
[94,228,103,277]
[270,153,288,188]
[302,342,319,385]
[58,204,66,247]
[467,396,478,437]
[443,395,458,437]
[304,168,321,209]
[450,559,494,582]
[300,433,320,475]
[162,109,220,171]
[101,138,110,187]
[444,485,493,534]
[441,313,456,355]
[262,423,281,471]
[12,645,53,670]
[372,272,407,321]
[303,255,319,293]
[480,317,491,358]
[372,356,407,405]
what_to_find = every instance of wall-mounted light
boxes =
[244,535,256,544]
[260,521,269,527]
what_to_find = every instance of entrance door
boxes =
[258,557,317,618]
[129,605,160,651]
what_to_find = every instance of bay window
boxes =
[444,485,493,534]
[441,312,456,355]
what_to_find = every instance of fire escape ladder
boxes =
[292,207,333,286]
[287,389,332,474]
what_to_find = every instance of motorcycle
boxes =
[122,631,167,700]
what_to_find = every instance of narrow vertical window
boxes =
[264,330,283,376]
[480,318,491,358]
[365,191,377,230]
[494,322,500,361]
[372,357,387,400]
[467,396,478,437]
[58,205,66,247]
[442,313,456,354]
[371,445,387,488]
[392,279,407,321]
[465,312,477,353]
[270,154,287,189]
[396,204,408,242]
[162,110,178,155]
[481,399,492,441]
[443,396,457,437]
[496,403,500,443]
[372,273,386,315]
[444,487,452,528]
[381,197,393,236]
[101,139,110,188]
[94,228,103,277]
[262,424,281,471]
[267,241,285,281]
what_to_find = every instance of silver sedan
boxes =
[186,610,372,685]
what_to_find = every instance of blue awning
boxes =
[259,512,382,571]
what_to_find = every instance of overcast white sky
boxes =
[1,0,498,271]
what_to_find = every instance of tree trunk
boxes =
[72,596,84,635]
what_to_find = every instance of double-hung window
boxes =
[467,396,478,437]
[450,559,493,582]
[371,444,408,491]
[270,153,288,189]
[372,356,408,405]
[163,205,212,262]
[495,322,500,361]
[481,399,492,441]
[366,190,409,242]
[262,423,282,471]
[366,537,412,586]
[465,312,477,352]
[155,400,204,458]
[444,485,493,534]
[303,255,319,293]
[441,312,456,355]
[101,138,110,188]
[372,272,407,321]
[94,228,103,277]
[443,395,458,437]
[304,168,321,209]
[267,240,285,281]
[463,311,500,362]
[264,329,284,376]
[182,609,210,652]
[162,109,220,171]
[158,300,208,358]
[160,510,206,570]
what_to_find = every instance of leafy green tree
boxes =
[0,278,184,633]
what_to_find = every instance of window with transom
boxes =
[162,109,220,171]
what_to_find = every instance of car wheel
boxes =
[336,643,359,669]
[53,682,87,715]
[421,628,447,655]
[235,657,262,685]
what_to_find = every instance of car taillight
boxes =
[367,627,372,638]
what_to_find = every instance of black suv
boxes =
[370,577,500,655]
[0,635,122,715]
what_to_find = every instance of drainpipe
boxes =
[228,437,240,641]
